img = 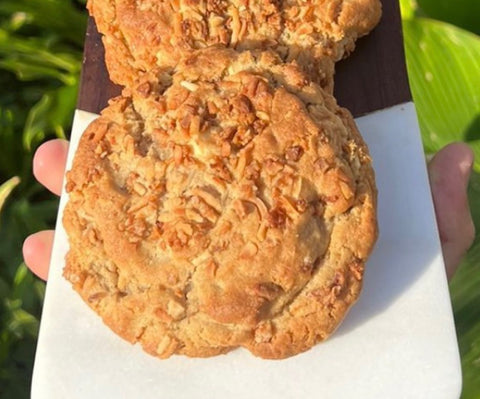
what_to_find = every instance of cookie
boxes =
[87,0,381,90]
[63,48,377,359]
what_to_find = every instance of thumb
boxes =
[428,142,475,280]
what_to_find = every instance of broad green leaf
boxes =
[403,17,480,171]
[0,176,20,212]
[417,0,480,36]
[399,0,417,20]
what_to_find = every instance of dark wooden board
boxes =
[77,0,411,117]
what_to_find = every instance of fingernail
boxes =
[459,156,473,177]
[462,141,474,165]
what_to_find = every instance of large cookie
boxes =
[87,0,381,90]
[63,48,377,359]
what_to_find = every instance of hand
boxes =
[22,139,69,280]
[428,142,475,279]
[23,141,475,281]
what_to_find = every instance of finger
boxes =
[428,142,475,280]
[22,230,55,281]
[33,139,69,196]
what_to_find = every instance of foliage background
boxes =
[0,0,478,398]
[0,1,86,397]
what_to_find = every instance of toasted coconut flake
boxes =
[167,300,186,320]
[255,110,270,121]
[190,188,222,213]
[180,80,199,92]
[293,176,303,198]
[191,251,212,266]
[277,196,301,216]
[339,181,354,200]
[233,199,249,218]
[256,222,268,241]
[156,335,178,358]
[133,182,147,196]
[230,6,241,45]
[251,196,269,220]
[236,151,247,177]
[186,208,205,223]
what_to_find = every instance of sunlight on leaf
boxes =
[0,176,20,213]
[22,94,51,151]
[0,29,81,74]
[0,59,76,84]
[22,84,77,150]
[403,17,480,171]
[13,263,29,289]
[399,0,417,20]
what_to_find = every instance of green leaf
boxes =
[0,0,87,46]
[0,29,81,73]
[0,58,76,84]
[0,176,20,212]
[402,17,480,171]
[22,94,52,151]
[11,264,42,313]
[399,0,417,20]
[13,262,29,288]
[33,279,46,302]
[46,83,78,139]
[0,2,84,396]
[6,306,39,339]
[417,0,480,36]
[23,83,77,150]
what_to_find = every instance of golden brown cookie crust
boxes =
[64,48,377,359]
[87,0,381,90]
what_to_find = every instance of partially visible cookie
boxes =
[279,0,382,83]
[63,48,377,359]
[87,0,381,90]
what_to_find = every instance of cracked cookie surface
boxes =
[87,0,381,90]
[63,48,377,359]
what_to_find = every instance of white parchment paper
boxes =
[32,103,461,399]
